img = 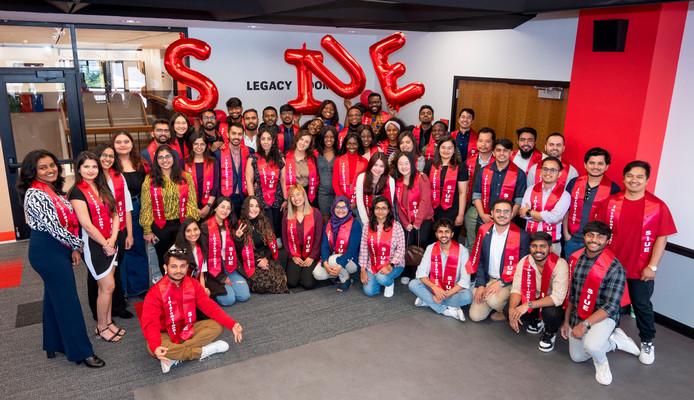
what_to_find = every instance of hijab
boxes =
[329,195,352,235]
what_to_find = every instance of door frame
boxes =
[0,67,87,239]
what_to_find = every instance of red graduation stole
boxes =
[511,149,543,169]
[286,210,315,259]
[257,156,280,206]
[450,129,478,160]
[191,243,204,277]
[326,217,353,254]
[480,162,519,214]
[430,164,457,210]
[143,141,158,174]
[206,218,236,276]
[337,154,367,205]
[77,181,113,239]
[158,276,196,343]
[412,125,421,146]
[169,139,185,161]
[424,135,436,161]
[430,241,461,291]
[526,183,566,241]
[531,159,571,186]
[378,140,392,155]
[337,127,349,149]
[520,252,559,307]
[395,174,421,222]
[603,191,662,270]
[220,144,250,196]
[465,153,494,203]
[567,248,617,319]
[150,175,189,229]
[108,169,126,232]
[240,231,279,277]
[185,160,214,206]
[279,124,299,151]
[364,181,392,218]
[30,180,78,238]
[219,122,229,145]
[285,151,319,202]
[567,175,613,235]
[367,225,393,274]
[465,222,521,283]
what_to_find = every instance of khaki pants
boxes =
[464,207,479,253]
[147,319,223,361]
[469,278,512,322]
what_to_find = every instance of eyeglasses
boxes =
[583,186,592,202]
[493,209,511,215]
[542,167,560,174]
[280,111,293,116]
[202,116,216,121]
[374,206,389,212]
[157,154,173,161]
[100,154,115,159]
[335,206,348,211]
[348,113,362,118]
[154,129,171,134]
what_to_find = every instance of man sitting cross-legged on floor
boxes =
[142,247,243,373]
[408,218,472,321]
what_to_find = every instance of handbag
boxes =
[405,228,425,266]
[204,271,228,298]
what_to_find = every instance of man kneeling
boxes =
[408,218,472,321]
[142,247,243,373]
[508,232,568,352]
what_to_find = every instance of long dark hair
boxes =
[255,126,283,165]
[317,99,340,126]
[185,131,216,165]
[368,195,394,232]
[112,130,144,172]
[70,151,116,214]
[239,195,275,246]
[364,152,389,196]
[170,112,193,142]
[288,129,317,162]
[358,124,377,150]
[200,196,238,251]
[338,132,365,156]
[392,151,416,190]
[16,149,65,203]
[94,142,122,174]
[150,145,185,187]
[175,218,206,264]
[398,131,420,157]
[433,135,461,168]
[316,125,339,155]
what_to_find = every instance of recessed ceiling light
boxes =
[120,19,142,24]
[247,25,262,29]
[347,30,357,34]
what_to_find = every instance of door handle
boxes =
[7,156,21,173]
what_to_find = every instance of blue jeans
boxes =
[120,197,150,296]
[408,279,472,314]
[215,270,251,306]
[362,266,403,296]
[564,237,585,261]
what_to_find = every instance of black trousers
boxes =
[152,219,181,275]
[265,206,283,241]
[517,305,564,335]
[87,230,128,320]
[626,278,656,342]
[285,258,318,290]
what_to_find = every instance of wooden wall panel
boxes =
[455,79,569,150]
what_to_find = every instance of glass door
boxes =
[0,68,86,239]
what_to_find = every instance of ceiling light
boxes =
[120,19,142,24]
[348,30,357,34]
[247,25,262,29]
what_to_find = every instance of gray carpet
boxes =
[0,240,421,400]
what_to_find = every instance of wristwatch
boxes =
[525,209,532,217]
[582,320,591,330]
[527,301,534,310]
[648,265,658,272]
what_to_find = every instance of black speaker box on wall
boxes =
[593,19,629,52]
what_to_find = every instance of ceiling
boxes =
[0,0,676,32]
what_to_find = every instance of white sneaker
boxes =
[414,297,427,307]
[443,306,466,322]
[160,359,180,374]
[200,340,229,360]
[400,276,410,285]
[593,359,612,385]
[639,342,655,365]
[610,328,640,356]
[383,283,395,298]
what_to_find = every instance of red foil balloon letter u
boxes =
[369,32,425,111]
[164,33,219,116]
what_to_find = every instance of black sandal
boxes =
[95,326,121,342]
[107,322,126,336]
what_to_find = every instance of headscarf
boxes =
[329,195,352,235]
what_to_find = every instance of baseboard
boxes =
[655,312,694,339]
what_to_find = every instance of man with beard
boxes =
[242,109,260,151]
[408,218,472,321]
[362,92,390,133]
[511,127,544,173]
[466,200,530,322]
[596,161,676,365]
[199,108,224,152]
[412,105,434,149]
[508,231,569,352]
[452,108,478,160]
[338,105,364,148]
[463,127,495,252]
[141,119,180,173]
[562,148,621,258]
[278,104,298,153]
[225,97,243,125]
[526,133,579,187]
[262,106,279,131]
[520,157,571,256]
[215,122,254,217]
[142,247,244,374]
[561,221,640,386]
